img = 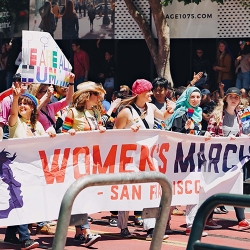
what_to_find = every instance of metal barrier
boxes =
[52,172,172,250]
[187,193,250,250]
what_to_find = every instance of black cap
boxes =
[201,89,210,96]
[225,87,241,96]
[13,73,21,83]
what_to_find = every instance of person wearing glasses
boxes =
[61,81,105,247]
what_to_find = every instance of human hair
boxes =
[72,39,81,47]
[28,84,41,97]
[240,98,249,109]
[18,96,38,131]
[242,43,250,55]
[212,94,241,125]
[152,77,169,90]
[42,2,53,31]
[120,85,130,92]
[63,0,76,19]
[71,91,103,114]
[217,39,228,62]
[174,86,186,100]
[117,95,137,109]
[72,92,91,112]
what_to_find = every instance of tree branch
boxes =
[123,0,159,66]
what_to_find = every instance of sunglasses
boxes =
[39,90,47,94]
[90,91,99,96]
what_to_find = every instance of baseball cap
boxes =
[225,87,241,96]
[201,89,210,96]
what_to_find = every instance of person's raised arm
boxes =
[8,84,22,127]
[154,100,176,120]
[37,85,54,112]
[66,73,74,104]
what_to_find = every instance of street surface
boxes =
[0,208,249,249]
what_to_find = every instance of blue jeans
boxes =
[6,71,15,89]
[37,221,48,227]
[75,213,90,230]
[6,224,30,241]
[236,71,250,90]
[74,76,85,92]
[221,79,232,92]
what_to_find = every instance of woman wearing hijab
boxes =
[165,86,222,237]
[165,86,203,134]
[114,79,175,239]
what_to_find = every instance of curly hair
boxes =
[18,96,38,131]
[71,91,103,113]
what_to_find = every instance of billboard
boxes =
[152,0,218,38]
[0,0,29,38]
[29,0,114,40]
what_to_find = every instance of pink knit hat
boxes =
[132,79,153,96]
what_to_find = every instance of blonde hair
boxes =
[72,91,103,113]
[240,98,249,109]
[117,95,137,108]
[28,84,41,97]
[120,85,130,91]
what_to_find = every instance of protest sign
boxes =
[0,130,245,226]
[20,30,72,86]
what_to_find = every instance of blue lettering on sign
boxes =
[223,144,237,172]
[174,142,195,173]
[208,144,221,173]
[197,143,207,172]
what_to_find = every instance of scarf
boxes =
[165,87,202,130]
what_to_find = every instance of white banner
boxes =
[152,0,218,38]
[0,129,246,226]
[19,30,72,86]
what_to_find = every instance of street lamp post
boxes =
[102,0,110,25]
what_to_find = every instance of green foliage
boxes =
[161,0,224,6]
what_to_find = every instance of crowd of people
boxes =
[0,39,250,249]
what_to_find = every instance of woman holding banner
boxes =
[8,84,55,138]
[61,81,106,247]
[4,82,57,250]
[165,86,221,236]
[114,79,175,239]
[206,87,250,230]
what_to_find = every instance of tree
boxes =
[123,0,223,86]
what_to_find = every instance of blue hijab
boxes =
[165,87,202,130]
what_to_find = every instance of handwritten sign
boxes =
[20,30,72,86]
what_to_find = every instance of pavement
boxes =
[0,207,250,250]
[29,13,114,40]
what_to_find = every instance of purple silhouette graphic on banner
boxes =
[0,149,23,219]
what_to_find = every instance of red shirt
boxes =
[73,50,89,80]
